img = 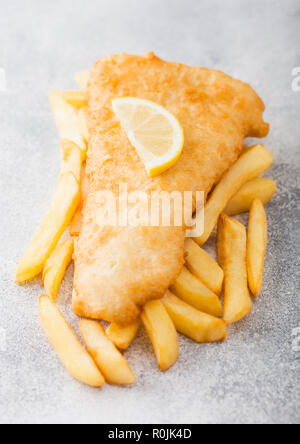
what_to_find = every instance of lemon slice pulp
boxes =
[112,97,184,177]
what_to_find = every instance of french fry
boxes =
[247,198,268,298]
[61,91,87,109]
[78,166,89,201]
[195,145,273,246]
[162,291,226,343]
[185,239,224,295]
[15,173,80,283]
[49,91,86,155]
[79,320,136,385]
[171,266,223,317]
[78,106,89,144]
[107,319,141,350]
[218,214,253,324]
[217,213,226,268]
[141,300,179,371]
[75,70,90,91]
[61,139,83,183]
[42,238,74,301]
[224,178,277,216]
[70,206,83,237]
[69,168,89,237]
[39,295,105,387]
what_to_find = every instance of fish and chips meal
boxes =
[15,53,276,386]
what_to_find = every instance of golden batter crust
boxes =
[73,52,268,324]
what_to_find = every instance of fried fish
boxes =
[73,52,269,324]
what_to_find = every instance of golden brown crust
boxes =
[73,52,269,324]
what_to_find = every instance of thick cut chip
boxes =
[16,173,80,282]
[39,295,105,387]
[107,319,141,350]
[49,91,86,154]
[171,266,223,317]
[163,291,226,343]
[61,139,83,183]
[78,106,89,144]
[184,239,224,295]
[247,198,268,298]
[195,145,273,246]
[79,320,136,385]
[218,214,253,324]
[42,238,74,301]
[69,168,89,237]
[141,300,179,371]
[61,91,87,109]
[224,177,276,216]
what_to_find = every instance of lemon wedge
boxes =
[112,97,184,177]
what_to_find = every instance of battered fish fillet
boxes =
[73,52,269,325]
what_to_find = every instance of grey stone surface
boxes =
[0,0,299,425]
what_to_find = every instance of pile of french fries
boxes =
[15,71,276,387]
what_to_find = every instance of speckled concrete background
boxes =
[0,0,299,425]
